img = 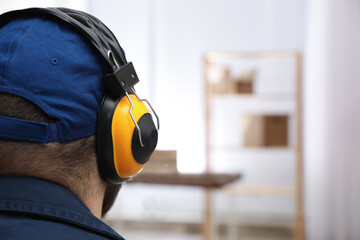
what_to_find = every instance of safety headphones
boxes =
[0,7,159,184]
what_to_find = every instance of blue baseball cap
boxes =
[0,16,109,143]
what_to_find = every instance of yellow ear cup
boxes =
[111,94,149,179]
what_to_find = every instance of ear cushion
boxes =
[97,93,158,183]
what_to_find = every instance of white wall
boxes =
[90,0,306,172]
[0,0,88,13]
[155,0,305,172]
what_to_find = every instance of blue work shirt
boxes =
[0,176,125,240]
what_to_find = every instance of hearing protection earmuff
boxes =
[0,7,159,184]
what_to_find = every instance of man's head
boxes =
[0,93,120,217]
[0,8,158,217]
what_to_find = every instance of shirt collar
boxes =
[0,175,124,240]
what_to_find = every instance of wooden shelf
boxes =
[205,50,301,62]
[210,145,295,152]
[224,185,295,197]
[127,172,241,188]
[204,51,304,240]
[209,93,295,101]
[210,144,296,152]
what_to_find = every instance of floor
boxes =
[105,220,293,240]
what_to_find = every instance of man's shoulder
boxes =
[0,176,125,240]
[0,212,115,240]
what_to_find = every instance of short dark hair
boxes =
[0,93,99,199]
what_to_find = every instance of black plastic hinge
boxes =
[102,62,139,97]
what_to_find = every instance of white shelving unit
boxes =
[204,51,304,240]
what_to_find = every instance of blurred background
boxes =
[1,1,359,240]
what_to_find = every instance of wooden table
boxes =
[127,172,241,240]
[128,172,241,188]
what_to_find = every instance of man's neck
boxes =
[43,169,107,219]
[71,171,107,219]
[81,177,106,219]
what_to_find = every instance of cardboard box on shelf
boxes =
[242,115,288,147]
[208,65,256,94]
[234,69,256,94]
[142,150,177,173]
[242,115,264,147]
[264,116,288,147]
[235,81,253,94]
[208,66,236,94]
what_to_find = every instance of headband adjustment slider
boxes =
[102,62,139,97]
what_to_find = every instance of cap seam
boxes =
[57,120,65,143]
[1,23,31,86]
